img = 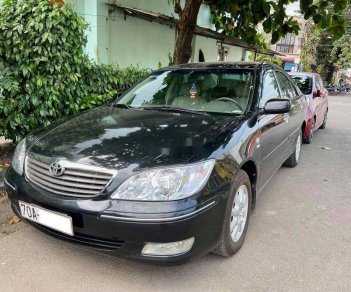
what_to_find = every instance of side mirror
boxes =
[263,99,291,114]
[313,89,321,98]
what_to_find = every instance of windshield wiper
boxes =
[143,106,210,116]
[114,103,132,109]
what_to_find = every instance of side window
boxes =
[275,71,296,99]
[260,71,281,107]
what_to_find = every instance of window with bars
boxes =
[275,33,298,54]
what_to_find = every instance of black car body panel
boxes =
[29,106,239,169]
[5,62,307,265]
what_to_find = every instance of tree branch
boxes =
[203,0,217,5]
[174,1,183,15]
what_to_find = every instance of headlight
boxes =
[12,138,27,175]
[111,160,215,201]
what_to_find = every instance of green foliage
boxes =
[0,62,19,95]
[331,34,351,69]
[323,6,351,74]
[169,0,350,52]
[300,20,320,72]
[168,52,174,66]
[79,64,150,111]
[211,0,299,45]
[0,0,149,141]
[249,53,283,67]
[301,10,351,83]
[314,32,335,82]
[210,0,350,45]
[157,52,175,69]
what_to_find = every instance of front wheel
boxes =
[213,170,252,257]
[284,130,302,168]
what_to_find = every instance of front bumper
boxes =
[5,167,230,265]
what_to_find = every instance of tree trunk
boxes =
[173,0,203,65]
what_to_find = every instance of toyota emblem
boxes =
[49,162,65,177]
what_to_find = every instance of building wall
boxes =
[72,0,109,64]
[106,2,247,68]
[111,0,182,18]
[106,0,226,68]
[0,0,248,68]
[227,46,246,62]
[108,10,176,68]
[193,37,245,63]
[72,0,184,67]
[193,36,219,63]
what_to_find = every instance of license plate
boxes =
[19,201,74,236]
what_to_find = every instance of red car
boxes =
[289,72,328,144]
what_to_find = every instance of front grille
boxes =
[25,155,117,198]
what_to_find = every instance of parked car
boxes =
[5,62,307,265]
[289,72,328,144]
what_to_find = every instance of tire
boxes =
[303,119,315,144]
[284,130,302,168]
[320,111,327,129]
[213,170,252,257]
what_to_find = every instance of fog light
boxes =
[141,237,195,256]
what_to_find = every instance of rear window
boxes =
[291,75,313,95]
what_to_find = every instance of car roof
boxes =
[160,61,268,71]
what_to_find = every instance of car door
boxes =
[316,75,328,127]
[258,70,288,188]
[275,70,304,158]
[312,74,324,126]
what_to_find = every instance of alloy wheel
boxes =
[230,185,249,242]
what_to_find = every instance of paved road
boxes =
[0,95,350,292]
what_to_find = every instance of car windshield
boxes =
[291,75,313,95]
[116,69,255,115]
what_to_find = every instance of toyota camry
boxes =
[5,62,307,265]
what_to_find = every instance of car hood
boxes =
[28,106,240,171]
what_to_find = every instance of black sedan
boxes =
[5,62,307,265]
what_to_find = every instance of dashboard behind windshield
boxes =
[291,75,313,95]
[117,69,255,115]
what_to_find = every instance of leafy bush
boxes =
[0,0,149,141]
[0,62,19,95]
[79,64,150,111]
[250,53,283,67]
[0,63,20,136]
